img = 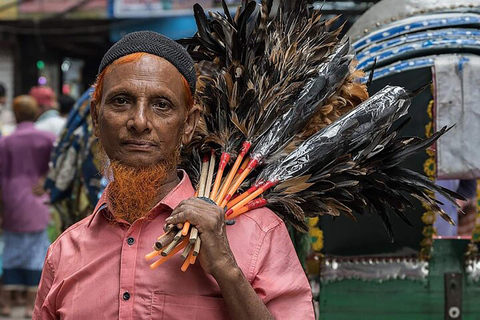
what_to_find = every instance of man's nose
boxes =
[127,101,152,134]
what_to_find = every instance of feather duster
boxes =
[148,0,461,270]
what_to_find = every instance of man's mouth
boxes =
[122,139,158,150]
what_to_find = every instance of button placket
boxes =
[118,222,143,318]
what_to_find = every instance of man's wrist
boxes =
[210,255,243,282]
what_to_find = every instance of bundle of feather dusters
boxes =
[145,0,463,272]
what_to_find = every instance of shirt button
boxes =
[126,237,135,245]
[123,291,130,301]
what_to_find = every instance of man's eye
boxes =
[113,97,128,105]
[153,100,171,110]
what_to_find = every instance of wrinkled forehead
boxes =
[100,54,188,106]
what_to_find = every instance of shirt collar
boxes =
[87,170,195,227]
[15,121,34,131]
[36,109,60,122]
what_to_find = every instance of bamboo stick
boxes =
[181,242,193,261]
[198,154,210,198]
[226,181,276,216]
[215,158,244,204]
[181,250,195,272]
[227,198,268,219]
[220,158,259,208]
[204,151,216,198]
[161,233,184,256]
[210,153,230,200]
[149,238,189,269]
[173,229,184,242]
[189,227,199,244]
[190,252,197,264]
[215,141,252,204]
[193,237,202,256]
[234,156,250,179]
[220,157,249,195]
[226,185,259,209]
[155,231,176,250]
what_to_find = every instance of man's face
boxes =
[92,54,197,168]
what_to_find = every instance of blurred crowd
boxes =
[0,84,74,318]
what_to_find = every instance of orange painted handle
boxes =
[181,222,191,236]
[149,238,188,269]
[181,250,195,272]
[215,142,251,204]
[220,158,259,207]
[215,157,244,204]
[227,198,268,219]
[226,185,258,209]
[210,153,230,199]
[235,156,250,178]
[227,181,275,215]
[190,252,197,264]
[145,250,162,261]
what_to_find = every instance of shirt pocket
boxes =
[151,291,230,320]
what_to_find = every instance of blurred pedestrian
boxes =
[0,95,55,318]
[0,83,15,136]
[29,86,65,136]
[58,94,75,118]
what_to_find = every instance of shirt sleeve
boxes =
[33,247,58,320]
[251,221,315,319]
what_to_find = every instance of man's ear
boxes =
[182,106,200,145]
[91,100,100,137]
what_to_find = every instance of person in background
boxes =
[29,86,65,136]
[58,94,75,118]
[0,83,15,136]
[0,95,55,318]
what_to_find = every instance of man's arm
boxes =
[166,198,275,320]
[33,248,58,320]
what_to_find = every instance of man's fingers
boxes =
[165,211,189,225]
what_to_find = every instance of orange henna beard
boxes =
[104,150,180,224]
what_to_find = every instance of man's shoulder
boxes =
[240,206,284,234]
[31,127,57,140]
[47,216,93,260]
[13,125,56,142]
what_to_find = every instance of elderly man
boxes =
[33,31,314,319]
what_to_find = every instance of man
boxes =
[33,31,314,319]
[0,95,55,318]
[29,86,65,136]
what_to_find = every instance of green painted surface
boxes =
[319,239,480,319]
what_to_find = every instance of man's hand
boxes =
[32,177,46,196]
[165,197,237,276]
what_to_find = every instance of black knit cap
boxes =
[98,31,196,95]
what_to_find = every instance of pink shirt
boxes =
[33,172,314,319]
